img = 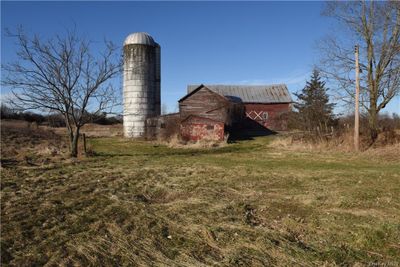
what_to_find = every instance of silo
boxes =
[155,44,161,115]
[123,32,161,137]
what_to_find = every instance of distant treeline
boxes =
[285,111,400,133]
[0,104,122,127]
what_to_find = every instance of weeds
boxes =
[1,128,399,266]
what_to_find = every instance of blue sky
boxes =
[1,1,399,114]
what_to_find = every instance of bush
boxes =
[283,112,400,149]
[282,111,338,135]
[47,113,66,127]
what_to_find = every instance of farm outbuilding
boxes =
[187,84,292,131]
[123,33,294,141]
[180,116,225,141]
[179,85,244,125]
[145,113,180,140]
[145,84,292,141]
[178,85,244,141]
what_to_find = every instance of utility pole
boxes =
[354,45,360,152]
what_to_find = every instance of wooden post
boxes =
[82,133,87,155]
[354,45,360,152]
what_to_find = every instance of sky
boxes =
[1,1,399,115]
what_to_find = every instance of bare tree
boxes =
[2,27,121,157]
[319,1,400,142]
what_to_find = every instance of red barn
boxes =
[178,85,244,141]
[180,116,225,141]
[147,84,292,142]
[187,84,292,131]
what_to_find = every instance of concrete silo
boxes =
[123,32,161,137]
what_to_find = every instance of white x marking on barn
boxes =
[246,111,263,120]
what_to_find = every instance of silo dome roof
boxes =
[124,32,156,46]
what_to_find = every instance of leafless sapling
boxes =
[2,27,122,157]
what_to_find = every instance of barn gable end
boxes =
[178,85,240,126]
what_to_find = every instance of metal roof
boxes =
[187,84,292,104]
[124,32,157,46]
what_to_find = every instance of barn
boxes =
[146,84,292,141]
[186,84,292,129]
[180,116,225,141]
[178,85,244,141]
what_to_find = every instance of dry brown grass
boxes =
[80,123,123,137]
[45,122,123,137]
[1,124,400,266]
[1,120,123,166]
[156,134,228,149]
[362,142,400,162]
[168,137,227,149]
[269,130,400,154]
[1,120,70,166]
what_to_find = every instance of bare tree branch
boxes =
[319,0,400,141]
[1,27,122,157]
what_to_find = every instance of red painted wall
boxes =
[180,117,225,141]
[244,103,290,130]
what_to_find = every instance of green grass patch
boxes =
[2,136,399,266]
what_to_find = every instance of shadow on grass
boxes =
[1,159,20,168]
[228,118,277,143]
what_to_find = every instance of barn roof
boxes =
[178,84,231,103]
[186,84,292,104]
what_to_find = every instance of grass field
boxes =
[1,132,400,266]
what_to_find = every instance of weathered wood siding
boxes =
[179,87,233,124]
[145,113,180,140]
[244,103,290,130]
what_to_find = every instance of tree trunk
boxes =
[368,108,379,142]
[369,84,379,143]
[64,115,76,157]
[70,127,80,158]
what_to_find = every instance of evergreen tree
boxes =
[294,70,335,132]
